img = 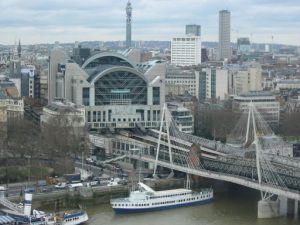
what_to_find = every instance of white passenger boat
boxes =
[57,210,89,225]
[110,182,213,214]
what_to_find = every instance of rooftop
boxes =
[238,91,273,97]
[277,79,300,84]
[137,60,166,74]
[45,99,84,113]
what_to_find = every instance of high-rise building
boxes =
[72,44,91,66]
[126,1,132,48]
[185,24,201,36]
[21,66,35,98]
[218,10,231,61]
[201,48,209,63]
[171,36,202,66]
[237,37,251,53]
[17,40,21,59]
[48,48,68,102]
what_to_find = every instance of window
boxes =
[93,111,97,122]
[82,88,90,106]
[97,111,101,122]
[108,110,112,121]
[87,111,91,122]
[153,87,160,105]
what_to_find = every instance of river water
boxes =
[85,186,298,225]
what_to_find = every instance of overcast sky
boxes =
[0,0,299,45]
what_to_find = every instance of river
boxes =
[85,185,298,225]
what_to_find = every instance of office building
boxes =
[0,75,24,118]
[200,68,229,101]
[233,91,280,129]
[227,63,262,95]
[201,48,209,63]
[48,48,69,102]
[41,99,85,128]
[165,65,200,99]
[168,102,194,134]
[276,80,300,91]
[186,24,201,36]
[171,36,202,66]
[219,10,231,61]
[20,66,35,98]
[72,44,91,66]
[237,37,251,54]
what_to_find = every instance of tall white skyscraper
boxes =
[218,10,231,61]
[171,36,202,66]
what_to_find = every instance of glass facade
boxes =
[82,87,90,106]
[153,87,160,105]
[199,72,207,101]
[211,69,216,99]
[94,71,147,105]
[84,56,133,69]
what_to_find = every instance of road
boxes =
[1,162,121,198]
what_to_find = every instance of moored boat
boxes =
[110,182,213,214]
[0,186,88,225]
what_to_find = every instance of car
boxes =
[86,180,98,187]
[114,163,121,169]
[95,161,105,168]
[55,182,67,189]
[24,187,35,193]
[117,179,128,185]
[39,187,49,193]
[118,172,128,178]
[68,183,83,189]
[0,186,6,191]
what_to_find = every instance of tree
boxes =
[41,111,87,174]
[280,112,300,138]
[7,116,40,158]
[194,105,240,142]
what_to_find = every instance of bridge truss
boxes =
[108,103,300,201]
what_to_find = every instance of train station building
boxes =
[48,49,166,130]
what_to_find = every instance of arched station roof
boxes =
[81,51,136,69]
[88,66,147,85]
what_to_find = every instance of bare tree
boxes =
[41,112,87,174]
[280,112,300,138]
[7,116,40,158]
[194,105,240,142]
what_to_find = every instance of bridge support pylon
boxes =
[257,199,280,218]
[0,186,6,199]
[295,200,299,219]
[257,196,289,218]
